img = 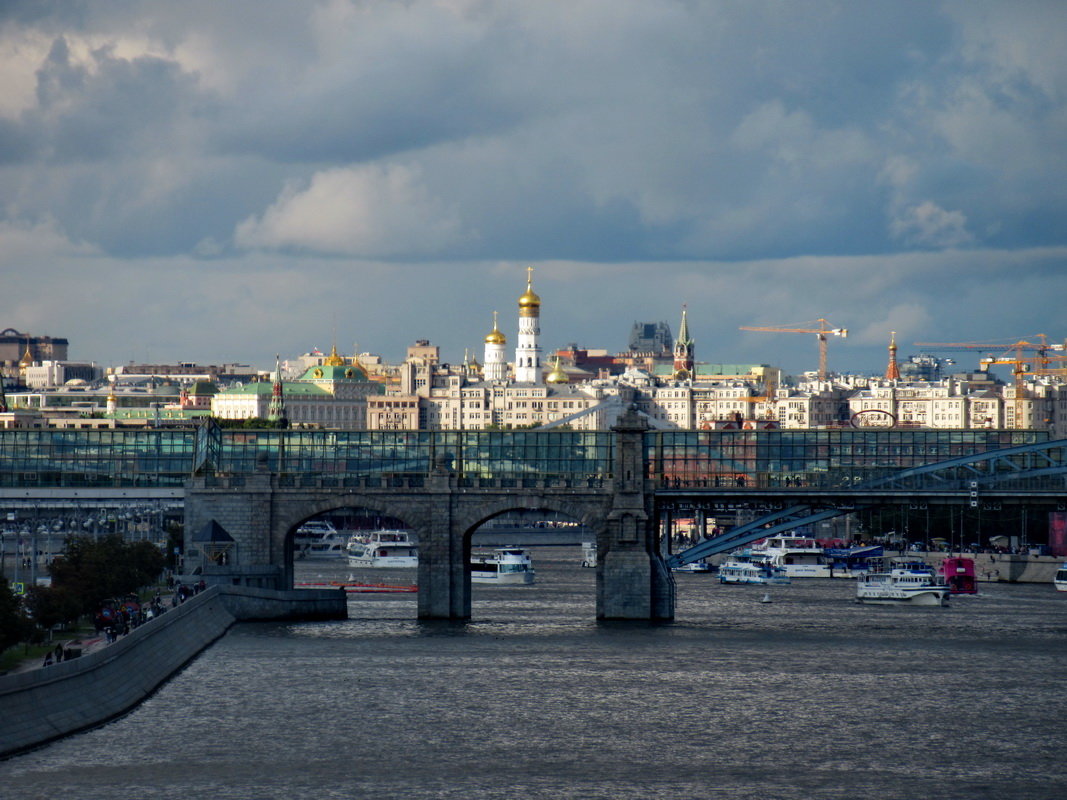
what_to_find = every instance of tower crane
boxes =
[739,319,848,380]
[913,337,1067,429]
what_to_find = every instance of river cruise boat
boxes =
[1054,562,1067,592]
[750,535,832,578]
[470,548,535,584]
[718,552,791,585]
[295,521,349,559]
[856,564,950,606]
[346,530,419,568]
[939,556,978,595]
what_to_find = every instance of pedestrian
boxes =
[42,652,53,667]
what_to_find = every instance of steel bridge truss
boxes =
[667,438,1067,567]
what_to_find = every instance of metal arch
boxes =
[862,438,1067,491]
[666,437,1067,567]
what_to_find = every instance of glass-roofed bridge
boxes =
[3,423,1065,620]
[0,426,1063,492]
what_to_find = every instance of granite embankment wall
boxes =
[0,585,346,759]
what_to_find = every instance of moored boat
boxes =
[750,534,832,578]
[346,529,419,568]
[470,548,535,584]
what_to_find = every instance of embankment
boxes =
[0,585,346,759]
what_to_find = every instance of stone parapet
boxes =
[0,585,345,759]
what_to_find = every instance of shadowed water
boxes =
[4,548,1066,799]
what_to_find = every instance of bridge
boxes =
[1,418,1065,619]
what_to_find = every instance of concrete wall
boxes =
[0,585,346,759]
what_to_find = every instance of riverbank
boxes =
[0,584,346,759]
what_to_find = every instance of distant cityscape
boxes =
[1,275,1065,435]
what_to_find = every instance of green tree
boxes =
[49,534,166,615]
[0,577,30,655]
[23,585,81,635]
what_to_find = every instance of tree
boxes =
[23,585,81,635]
[0,577,30,655]
[49,534,166,615]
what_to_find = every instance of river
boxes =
[4,547,1066,799]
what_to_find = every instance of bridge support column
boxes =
[598,407,675,620]
[417,465,470,620]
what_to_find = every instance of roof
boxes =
[192,519,235,543]
[298,364,368,381]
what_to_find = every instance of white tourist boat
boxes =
[718,552,791,585]
[750,534,833,578]
[1054,562,1067,592]
[856,564,950,606]
[295,520,349,559]
[470,548,536,584]
[673,558,714,573]
[346,529,419,568]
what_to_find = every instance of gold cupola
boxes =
[545,356,569,384]
[324,343,346,367]
[484,311,506,345]
[517,266,541,317]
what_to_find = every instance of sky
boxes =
[1,0,1065,377]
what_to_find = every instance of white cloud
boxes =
[889,200,973,249]
[234,163,468,257]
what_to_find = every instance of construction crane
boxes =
[739,319,848,380]
[914,337,1067,429]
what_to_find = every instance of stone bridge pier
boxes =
[184,410,674,621]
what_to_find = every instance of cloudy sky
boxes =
[1,0,1065,376]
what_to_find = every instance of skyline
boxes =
[1,1,1065,374]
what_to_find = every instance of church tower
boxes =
[673,305,694,380]
[268,354,289,427]
[483,311,508,382]
[884,332,900,381]
[514,267,542,384]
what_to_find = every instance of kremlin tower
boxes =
[514,267,543,384]
[885,332,900,381]
[673,305,694,380]
[483,311,508,382]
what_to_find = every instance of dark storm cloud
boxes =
[0,1,1064,368]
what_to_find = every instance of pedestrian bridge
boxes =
[1,419,1064,619]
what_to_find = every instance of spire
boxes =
[673,304,694,379]
[885,331,900,381]
[268,354,289,427]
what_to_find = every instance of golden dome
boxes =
[18,342,33,369]
[546,356,569,384]
[484,311,506,345]
[517,267,540,311]
[324,344,346,366]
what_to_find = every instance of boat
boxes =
[939,556,978,595]
[580,541,597,568]
[822,545,884,579]
[749,534,833,578]
[470,548,535,584]
[295,520,349,559]
[856,564,950,606]
[346,529,419,568]
[1054,562,1067,592]
[673,558,713,573]
[718,552,791,585]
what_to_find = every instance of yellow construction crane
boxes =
[914,337,1067,429]
[739,319,848,380]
